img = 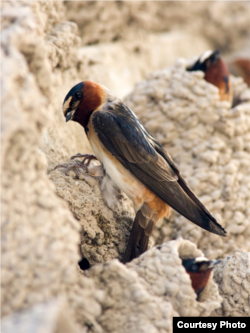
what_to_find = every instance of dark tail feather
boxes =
[122,210,150,264]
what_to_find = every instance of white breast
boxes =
[87,115,146,210]
[91,141,132,195]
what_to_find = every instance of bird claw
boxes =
[70,153,98,166]
[54,154,98,179]
[54,162,88,177]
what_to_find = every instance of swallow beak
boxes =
[207,259,221,269]
[65,109,75,122]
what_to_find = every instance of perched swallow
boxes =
[61,80,227,263]
[187,49,233,103]
[182,257,221,298]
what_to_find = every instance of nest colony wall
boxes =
[125,61,250,259]
[1,1,250,333]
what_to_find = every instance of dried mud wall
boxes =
[65,1,250,52]
[125,61,250,260]
[1,2,101,329]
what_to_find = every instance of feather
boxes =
[122,210,151,263]
[91,101,226,237]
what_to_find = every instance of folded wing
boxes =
[92,102,226,237]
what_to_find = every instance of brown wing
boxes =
[92,102,226,237]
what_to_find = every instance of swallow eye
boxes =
[191,264,199,272]
[75,91,83,100]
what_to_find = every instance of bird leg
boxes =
[54,153,100,178]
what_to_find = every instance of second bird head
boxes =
[187,49,232,103]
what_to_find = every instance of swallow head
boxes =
[62,81,106,127]
[199,49,221,71]
[187,49,221,73]
[182,257,221,297]
[187,50,232,102]
[182,257,221,273]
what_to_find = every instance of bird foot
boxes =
[54,162,88,177]
[70,153,98,166]
[54,153,102,179]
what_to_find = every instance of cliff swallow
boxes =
[187,49,233,103]
[182,257,221,298]
[61,80,227,263]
